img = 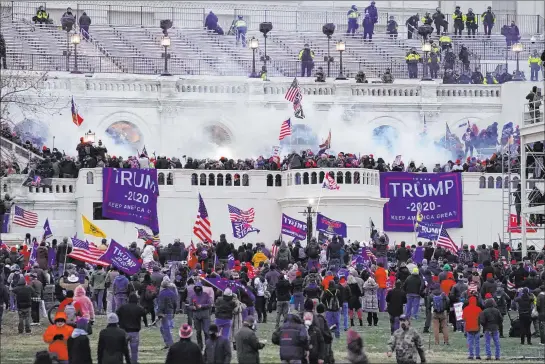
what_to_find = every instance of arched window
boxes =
[191,173,198,186]
[267,174,273,187]
[504,176,509,189]
[86,171,94,184]
[167,173,173,185]
[311,172,317,184]
[55,185,60,193]
[495,176,502,189]
[487,176,494,189]
[200,173,206,186]
[208,174,216,186]
[512,176,520,189]
[295,172,301,185]
[354,172,360,184]
[234,174,241,187]
[68,185,73,193]
[158,173,165,185]
[336,171,343,184]
[226,174,232,186]
[275,174,282,187]
[303,172,309,185]
[2,184,6,192]
[243,174,249,186]
[217,174,224,186]
[479,176,486,189]
[62,185,66,193]
[345,172,352,184]
[319,171,325,184]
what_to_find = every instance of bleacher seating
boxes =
[1,1,543,78]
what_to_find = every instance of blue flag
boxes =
[415,221,442,240]
[27,238,39,269]
[1,214,9,233]
[316,213,347,237]
[100,239,141,275]
[43,218,53,240]
[231,221,260,239]
[413,246,424,264]
[227,253,235,270]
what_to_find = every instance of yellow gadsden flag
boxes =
[81,215,107,238]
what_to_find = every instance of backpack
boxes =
[298,247,306,260]
[10,273,20,289]
[317,315,333,344]
[277,248,289,263]
[494,292,505,307]
[144,284,157,300]
[64,302,77,324]
[432,294,446,313]
[327,290,340,311]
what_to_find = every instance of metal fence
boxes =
[2,1,544,35]
[5,52,487,80]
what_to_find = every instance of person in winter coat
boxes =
[536,285,545,344]
[374,262,388,312]
[215,288,237,339]
[493,286,509,337]
[43,312,74,363]
[74,285,95,322]
[480,274,497,299]
[515,287,534,345]
[166,324,203,364]
[90,266,107,314]
[396,262,410,283]
[97,313,131,364]
[362,13,374,41]
[14,277,34,334]
[275,242,292,271]
[430,288,450,345]
[346,329,369,364]
[396,241,411,264]
[321,280,342,338]
[347,275,363,327]
[204,11,219,33]
[37,242,49,270]
[0,275,9,334]
[463,295,482,359]
[272,314,309,363]
[479,298,502,360]
[204,324,232,364]
[117,293,147,364]
[157,279,178,348]
[386,280,407,334]
[67,317,92,364]
[112,272,130,310]
[302,311,325,364]
[362,277,379,326]
[275,275,292,328]
[403,268,422,320]
[235,316,265,364]
[387,315,426,364]
[78,12,91,39]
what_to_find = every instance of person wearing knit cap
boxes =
[165,324,202,364]
[403,268,422,320]
[346,329,369,364]
[97,313,131,364]
[67,317,92,364]
[157,273,178,349]
[203,324,232,364]
[214,288,236,339]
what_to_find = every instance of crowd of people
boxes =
[3,231,545,363]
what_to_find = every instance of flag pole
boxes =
[314,184,325,238]
[431,222,443,260]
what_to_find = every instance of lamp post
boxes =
[336,40,347,80]
[249,37,259,78]
[322,23,336,78]
[421,42,432,81]
[299,198,318,245]
[259,22,272,75]
[70,33,82,74]
[161,36,171,76]
[512,42,523,81]
[84,129,95,143]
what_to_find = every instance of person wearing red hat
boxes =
[463,295,482,360]
[165,324,202,364]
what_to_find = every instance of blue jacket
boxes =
[157,287,178,315]
[363,16,374,30]
[112,275,129,296]
[272,314,309,361]
[365,5,378,23]
[205,12,218,30]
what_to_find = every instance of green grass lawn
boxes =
[1,310,544,363]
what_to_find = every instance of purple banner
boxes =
[27,238,38,269]
[48,247,56,267]
[380,172,463,232]
[100,239,141,275]
[281,214,307,241]
[316,213,347,238]
[102,168,160,232]
[1,214,9,233]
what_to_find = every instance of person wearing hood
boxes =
[431,286,450,345]
[515,287,534,345]
[386,280,407,335]
[204,10,219,32]
[74,285,95,324]
[215,288,236,339]
[493,286,509,337]
[346,328,369,364]
[36,242,49,271]
[90,265,107,314]
[251,248,268,269]
[13,276,34,334]
[157,278,178,348]
[480,273,497,299]
[362,277,379,326]
[67,317,92,364]
[387,315,426,364]
[463,295,482,360]
[272,313,309,363]
[43,312,74,363]
[112,272,130,311]
[190,282,212,349]
[403,268,422,320]
[78,11,91,40]
[321,280,342,338]
[265,263,281,312]
[396,262,410,283]
[479,298,502,360]
[511,262,529,288]
[362,13,374,41]
[203,323,231,364]
[117,293,147,363]
[98,313,131,364]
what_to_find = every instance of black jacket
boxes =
[216,240,231,260]
[403,274,422,295]
[67,332,93,364]
[97,324,131,364]
[203,336,232,364]
[516,294,534,316]
[479,300,502,332]
[386,288,407,317]
[14,283,34,309]
[116,302,147,332]
[276,279,292,302]
[214,296,236,319]
[166,338,203,364]
[396,247,411,263]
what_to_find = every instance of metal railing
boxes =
[2,1,544,35]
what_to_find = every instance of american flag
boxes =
[136,228,160,245]
[71,96,84,126]
[322,174,339,190]
[0,241,8,250]
[13,206,38,228]
[278,118,292,140]
[437,228,458,254]
[293,95,305,119]
[270,243,279,264]
[506,279,516,291]
[68,237,110,266]
[285,77,302,103]
[228,204,255,224]
[193,193,212,243]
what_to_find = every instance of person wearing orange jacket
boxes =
[374,262,388,312]
[463,295,482,360]
[43,312,74,364]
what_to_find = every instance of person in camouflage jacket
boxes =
[387,315,426,364]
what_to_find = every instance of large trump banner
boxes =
[380,172,463,232]
[102,168,160,232]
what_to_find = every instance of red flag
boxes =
[507,214,537,233]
